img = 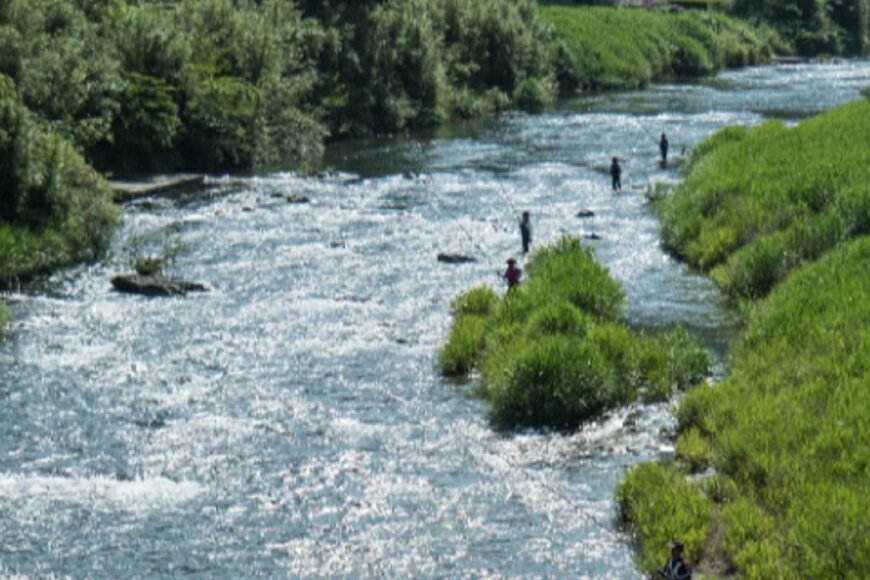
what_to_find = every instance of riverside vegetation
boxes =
[617,95,870,578]
[439,236,711,430]
[0,0,779,321]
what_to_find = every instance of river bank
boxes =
[618,91,870,579]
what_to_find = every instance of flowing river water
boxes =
[1,61,869,579]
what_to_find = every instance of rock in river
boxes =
[111,274,207,297]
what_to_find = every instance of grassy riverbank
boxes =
[440,236,710,430]
[540,5,775,92]
[619,96,870,578]
[658,98,870,302]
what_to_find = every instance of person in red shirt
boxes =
[502,258,522,289]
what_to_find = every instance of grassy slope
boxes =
[659,99,870,301]
[540,5,773,91]
[620,98,870,578]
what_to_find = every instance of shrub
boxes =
[485,336,619,430]
[450,286,499,317]
[439,314,487,376]
[721,498,788,580]
[0,74,118,284]
[441,237,711,430]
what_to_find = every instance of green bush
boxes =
[0,74,118,284]
[523,300,587,338]
[721,498,788,580]
[450,286,499,317]
[524,236,625,320]
[440,237,711,430]
[540,6,772,93]
[439,314,488,376]
[485,336,620,430]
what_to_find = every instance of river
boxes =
[1,61,868,579]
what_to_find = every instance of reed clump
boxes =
[439,236,710,430]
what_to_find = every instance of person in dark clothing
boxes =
[660,133,669,167]
[610,157,622,191]
[519,211,532,255]
[659,540,692,580]
[502,258,522,289]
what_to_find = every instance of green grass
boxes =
[658,99,870,301]
[623,98,870,577]
[439,236,711,430]
[678,238,870,578]
[540,6,773,92]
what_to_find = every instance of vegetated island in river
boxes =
[439,235,711,431]
[617,94,870,579]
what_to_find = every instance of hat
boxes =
[670,540,684,550]
[507,258,516,264]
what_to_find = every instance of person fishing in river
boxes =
[519,211,532,255]
[659,133,669,167]
[610,156,623,191]
[501,258,522,289]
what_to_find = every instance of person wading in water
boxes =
[519,211,532,255]
[610,157,623,192]
[659,133,669,167]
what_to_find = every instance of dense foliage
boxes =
[0,0,781,177]
[658,98,870,301]
[731,0,868,55]
[0,0,558,175]
[621,98,870,578]
[439,236,710,430]
[0,74,118,284]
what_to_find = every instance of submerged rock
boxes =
[111,274,207,297]
[437,253,477,264]
[576,209,595,218]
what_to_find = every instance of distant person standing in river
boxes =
[610,157,623,191]
[660,133,669,167]
[519,211,532,255]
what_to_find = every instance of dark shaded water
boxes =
[1,61,868,579]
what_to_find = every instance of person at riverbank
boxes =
[519,211,532,255]
[658,540,692,580]
[610,157,623,191]
[659,133,669,167]
[502,258,522,289]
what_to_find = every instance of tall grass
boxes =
[540,6,774,93]
[625,97,870,576]
[439,236,711,430]
[659,98,870,301]
[675,238,870,578]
